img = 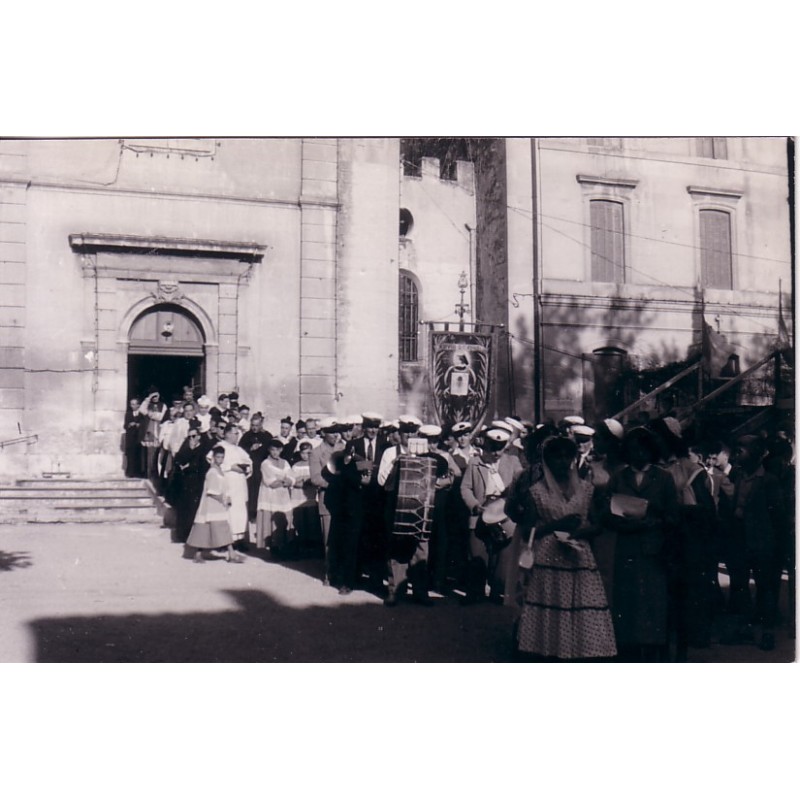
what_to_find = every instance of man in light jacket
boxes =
[460,428,523,605]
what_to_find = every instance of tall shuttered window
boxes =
[590,199,625,282]
[699,209,733,289]
[697,137,728,159]
[399,273,419,362]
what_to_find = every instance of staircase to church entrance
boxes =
[0,478,163,524]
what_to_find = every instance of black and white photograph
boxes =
[2,7,798,800]
[1,135,794,665]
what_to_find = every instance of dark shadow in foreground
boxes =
[29,588,517,663]
[0,550,33,572]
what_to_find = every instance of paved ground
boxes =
[0,521,795,662]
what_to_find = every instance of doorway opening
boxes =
[127,354,205,403]
[127,304,206,402]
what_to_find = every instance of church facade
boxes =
[0,137,792,477]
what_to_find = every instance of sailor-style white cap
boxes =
[603,419,624,440]
[398,414,422,432]
[418,424,443,438]
[571,424,596,438]
[504,417,526,433]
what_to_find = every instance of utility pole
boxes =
[530,138,543,422]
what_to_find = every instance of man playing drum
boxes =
[460,427,524,605]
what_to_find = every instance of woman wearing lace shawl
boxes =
[507,435,617,660]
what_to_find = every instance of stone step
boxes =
[15,479,149,490]
[24,506,163,523]
[0,496,156,509]
[0,488,151,499]
[0,475,163,524]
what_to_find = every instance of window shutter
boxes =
[590,200,625,282]
[697,138,713,158]
[399,274,419,361]
[700,210,732,289]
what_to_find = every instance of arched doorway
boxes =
[127,304,206,402]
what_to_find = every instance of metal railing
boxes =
[0,434,38,450]
[677,349,782,421]
[611,360,701,422]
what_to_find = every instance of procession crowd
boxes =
[122,386,796,662]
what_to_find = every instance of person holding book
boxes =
[602,427,679,662]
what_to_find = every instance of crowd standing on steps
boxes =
[122,387,795,662]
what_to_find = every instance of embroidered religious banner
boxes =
[429,329,493,429]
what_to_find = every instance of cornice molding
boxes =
[0,178,339,210]
[69,233,266,262]
[576,174,639,190]
[686,185,744,200]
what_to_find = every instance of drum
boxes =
[480,498,516,544]
[392,455,437,538]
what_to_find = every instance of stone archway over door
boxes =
[127,304,205,401]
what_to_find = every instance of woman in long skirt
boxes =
[256,439,296,555]
[512,436,617,661]
[187,446,244,564]
[210,424,253,545]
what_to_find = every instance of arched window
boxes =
[399,208,414,238]
[699,209,733,290]
[590,199,625,282]
[399,272,420,362]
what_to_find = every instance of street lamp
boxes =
[455,270,470,331]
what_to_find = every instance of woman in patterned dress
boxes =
[187,446,244,564]
[511,436,617,660]
[256,439,296,555]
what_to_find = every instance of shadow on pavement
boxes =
[29,588,517,663]
[0,550,33,572]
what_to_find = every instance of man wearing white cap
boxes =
[419,424,462,593]
[383,422,445,606]
[377,416,420,488]
[447,421,477,588]
[451,421,479,472]
[460,427,523,604]
[559,415,584,437]
[309,417,345,585]
[379,416,430,605]
[572,424,596,479]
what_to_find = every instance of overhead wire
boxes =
[538,219,781,336]
[506,203,790,266]
[398,145,786,355]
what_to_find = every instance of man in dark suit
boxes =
[722,435,786,651]
[352,413,387,594]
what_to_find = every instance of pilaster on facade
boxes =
[0,174,28,440]
[299,138,339,417]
